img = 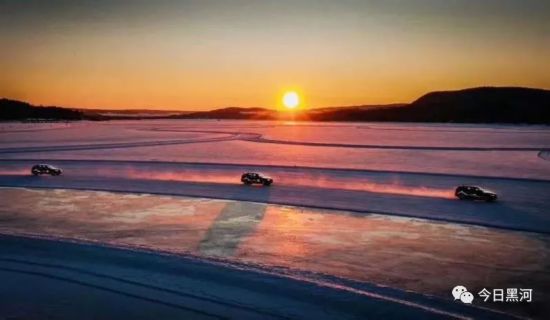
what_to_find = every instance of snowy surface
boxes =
[0,120,549,318]
[1,120,549,179]
[0,120,548,232]
[0,189,540,319]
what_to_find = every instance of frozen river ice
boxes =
[0,120,549,318]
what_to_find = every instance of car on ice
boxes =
[241,172,273,186]
[31,164,63,176]
[455,185,497,202]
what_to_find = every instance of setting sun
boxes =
[283,91,299,109]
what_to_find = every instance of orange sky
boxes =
[1,1,549,110]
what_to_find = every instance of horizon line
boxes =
[3,85,548,112]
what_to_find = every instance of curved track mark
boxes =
[0,134,237,154]
[138,127,550,151]
[0,257,293,319]
[247,137,549,151]
[0,236,497,320]
[0,266,227,319]
[0,126,546,153]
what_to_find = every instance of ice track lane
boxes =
[0,159,548,234]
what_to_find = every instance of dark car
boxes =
[241,172,273,186]
[455,185,497,202]
[31,164,63,176]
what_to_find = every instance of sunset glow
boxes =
[0,1,549,110]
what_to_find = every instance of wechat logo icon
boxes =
[452,285,474,304]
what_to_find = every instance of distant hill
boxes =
[171,107,277,120]
[3,87,550,123]
[83,108,186,118]
[0,98,85,120]
[404,87,550,123]
[173,87,550,124]
[170,105,408,121]
[0,99,174,121]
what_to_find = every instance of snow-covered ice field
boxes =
[2,120,549,179]
[0,120,549,319]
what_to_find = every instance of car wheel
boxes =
[32,171,39,176]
